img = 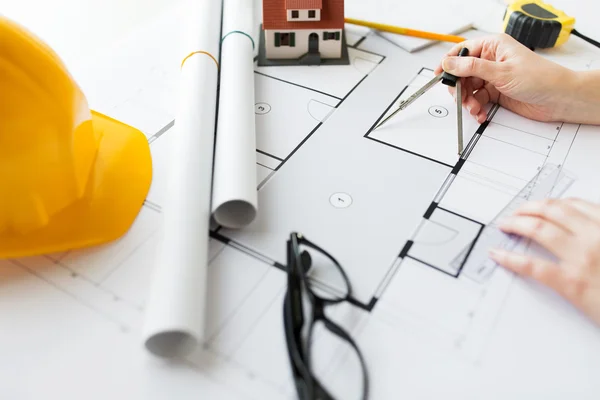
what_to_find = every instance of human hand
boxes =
[434,33,578,124]
[489,198,600,326]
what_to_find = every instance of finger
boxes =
[489,248,568,296]
[461,78,484,121]
[443,39,487,59]
[513,199,596,235]
[436,69,489,84]
[467,77,485,91]
[463,95,482,119]
[472,86,496,122]
[449,83,469,105]
[473,83,501,105]
[498,215,578,260]
[435,39,486,75]
[473,87,491,106]
[437,35,505,75]
[475,110,488,123]
[452,81,488,123]
[448,86,456,101]
[442,56,504,85]
[461,78,472,106]
[564,198,600,224]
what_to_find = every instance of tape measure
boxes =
[502,0,575,49]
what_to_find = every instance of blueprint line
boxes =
[339,74,368,104]
[482,134,551,157]
[489,121,561,141]
[559,124,581,168]
[437,206,485,226]
[254,71,342,101]
[365,136,454,169]
[352,35,368,48]
[204,267,274,345]
[405,255,458,278]
[275,123,323,171]
[365,85,409,135]
[11,259,130,330]
[256,162,274,171]
[455,225,485,276]
[256,149,284,162]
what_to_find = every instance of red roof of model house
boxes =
[263,0,344,30]
[285,0,323,9]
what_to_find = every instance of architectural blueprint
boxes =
[2,2,600,400]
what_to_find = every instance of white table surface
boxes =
[2,0,599,71]
[1,0,599,398]
[0,0,184,69]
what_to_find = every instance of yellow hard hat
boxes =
[0,16,152,259]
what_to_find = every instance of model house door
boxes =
[308,33,318,53]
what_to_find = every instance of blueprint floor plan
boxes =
[2,2,600,400]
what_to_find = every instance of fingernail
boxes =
[442,57,457,72]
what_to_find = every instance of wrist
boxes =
[556,69,600,124]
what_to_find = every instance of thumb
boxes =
[442,56,501,83]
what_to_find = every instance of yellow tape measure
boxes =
[503,0,575,49]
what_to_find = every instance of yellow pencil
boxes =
[344,17,466,44]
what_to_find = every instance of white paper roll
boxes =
[142,0,222,358]
[211,0,258,229]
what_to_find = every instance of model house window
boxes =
[323,32,340,41]
[274,32,295,47]
[291,10,299,18]
[308,10,316,18]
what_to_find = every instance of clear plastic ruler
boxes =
[456,163,576,282]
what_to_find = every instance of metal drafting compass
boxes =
[375,48,470,155]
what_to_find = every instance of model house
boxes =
[261,0,346,64]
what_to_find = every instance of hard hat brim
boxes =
[0,111,153,259]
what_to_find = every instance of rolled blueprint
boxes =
[211,0,258,228]
[142,0,222,357]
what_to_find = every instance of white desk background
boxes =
[1,0,599,399]
[1,0,598,66]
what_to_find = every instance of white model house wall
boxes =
[264,29,342,59]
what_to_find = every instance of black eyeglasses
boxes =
[283,232,369,400]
